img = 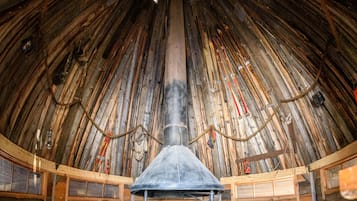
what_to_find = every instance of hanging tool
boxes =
[207,126,216,149]
[243,159,251,174]
[216,35,249,114]
[93,131,112,172]
[212,38,242,117]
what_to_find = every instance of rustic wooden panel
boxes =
[236,184,253,199]
[274,178,295,196]
[0,0,356,179]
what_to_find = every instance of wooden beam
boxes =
[309,141,357,170]
[220,166,308,184]
[119,184,125,201]
[0,133,133,185]
[65,176,69,201]
[56,165,133,185]
[0,192,44,200]
[236,148,289,163]
[67,197,119,201]
[42,172,49,200]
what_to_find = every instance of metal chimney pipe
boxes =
[163,0,188,146]
[130,0,224,199]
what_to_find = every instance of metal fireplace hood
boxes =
[130,145,223,198]
[130,0,223,199]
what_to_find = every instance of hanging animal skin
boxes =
[134,139,147,161]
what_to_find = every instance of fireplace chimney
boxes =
[130,0,224,199]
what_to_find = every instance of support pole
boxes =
[51,174,56,201]
[210,190,214,201]
[310,171,317,201]
[144,190,148,201]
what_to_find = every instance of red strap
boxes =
[354,87,357,104]
[104,136,111,143]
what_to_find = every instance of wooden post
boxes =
[230,183,236,201]
[65,176,69,201]
[310,171,317,201]
[320,169,326,200]
[119,183,124,201]
[52,174,57,201]
[294,176,300,201]
[42,172,49,200]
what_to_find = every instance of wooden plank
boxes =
[309,141,357,170]
[233,177,297,199]
[67,197,119,201]
[236,148,289,163]
[42,172,49,200]
[119,184,125,201]
[56,166,132,185]
[65,176,69,201]
[0,133,133,185]
[220,166,307,184]
[0,192,44,199]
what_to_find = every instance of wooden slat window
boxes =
[0,155,42,195]
[235,176,296,199]
[69,179,87,196]
[104,184,119,198]
[87,182,103,197]
[68,178,119,199]
[0,156,12,191]
[325,157,357,191]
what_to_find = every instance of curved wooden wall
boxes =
[0,0,356,178]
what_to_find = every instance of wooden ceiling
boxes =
[0,0,356,178]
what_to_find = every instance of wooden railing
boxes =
[221,141,357,201]
[0,134,133,201]
[309,141,357,200]
[1,132,356,201]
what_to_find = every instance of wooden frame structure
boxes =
[0,133,132,201]
[309,141,357,200]
[0,155,49,200]
[221,141,357,201]
[339,164,357,200]
[1,131,356,201]
[66,177,125,201]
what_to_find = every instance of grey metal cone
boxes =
[130,145,224,198]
